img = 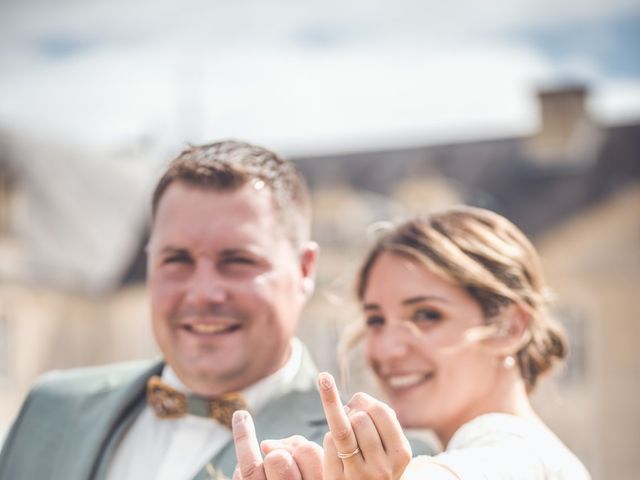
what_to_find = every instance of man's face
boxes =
[147,181,316,396]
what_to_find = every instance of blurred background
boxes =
[1,0,639,478]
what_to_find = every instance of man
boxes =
[0,140,327,479]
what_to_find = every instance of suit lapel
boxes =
[50,361,164,480]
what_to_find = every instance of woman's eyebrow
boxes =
[402,295,449,306]
[363,303,381,311]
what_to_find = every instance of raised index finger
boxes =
[232,410,265,480]
[317,372,360,461]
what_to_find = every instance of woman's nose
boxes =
[375,324,411,362]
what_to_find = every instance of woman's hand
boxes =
[318,372,412,480]
[232,410,324,480]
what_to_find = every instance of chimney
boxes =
[527,84,603,166]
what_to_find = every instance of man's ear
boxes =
[486,303,531,356]
[300,242,319,298]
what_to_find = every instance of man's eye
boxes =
[365,315,385,328]
[163,254,192,265]
[412,308,442,322]
[224,256,256,265]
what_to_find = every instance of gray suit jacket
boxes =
[0,346,329,479]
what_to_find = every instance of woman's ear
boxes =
[486,303,531,356]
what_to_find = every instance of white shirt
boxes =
[405,413,591,480]
[106,338,304,480]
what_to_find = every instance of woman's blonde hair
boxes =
[355,205,567,392]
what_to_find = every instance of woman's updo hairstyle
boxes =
[356,206,567,392]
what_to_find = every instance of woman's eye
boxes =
[365,315,385,328]
[412,308,442,322]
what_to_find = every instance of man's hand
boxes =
[232,410,323,480]
[317,372,412,480]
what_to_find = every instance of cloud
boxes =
[0,0,639,154]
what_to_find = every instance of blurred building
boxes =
[1,86,639,478]
[0,136,158,443]
[293,85,640,479]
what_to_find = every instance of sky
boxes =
[1,0,640,156]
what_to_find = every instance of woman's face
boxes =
[363,251,501,440]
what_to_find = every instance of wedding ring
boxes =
[337,447,361,459]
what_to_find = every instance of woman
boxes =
[232,206,591,480]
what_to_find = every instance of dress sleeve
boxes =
[402,414,588,480]
[403,415,545,480]
[428,441,544,479]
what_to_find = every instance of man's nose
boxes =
[185,261,227,305]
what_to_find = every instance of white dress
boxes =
[404,413,591,479]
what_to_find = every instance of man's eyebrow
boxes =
[363,303,381,311]
[158,246,189,255]
[219,246,267,258]
[219,248,250,256]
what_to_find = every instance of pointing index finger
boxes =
[317,372,360,460]
[232,410,265,480]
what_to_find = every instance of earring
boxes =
[503,356,516,368]
[301,278,315,297]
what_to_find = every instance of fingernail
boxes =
[318,372,333,390]
[343,405,351,415]
[233,410,247,426]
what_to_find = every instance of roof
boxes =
[0,132,157,294]
[293,121,640,237]
[4,116,639,292]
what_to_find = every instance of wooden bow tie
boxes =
[146,375,247,429]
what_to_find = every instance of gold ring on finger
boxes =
[337,447,361,460]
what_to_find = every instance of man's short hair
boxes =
[152,140,311,248]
